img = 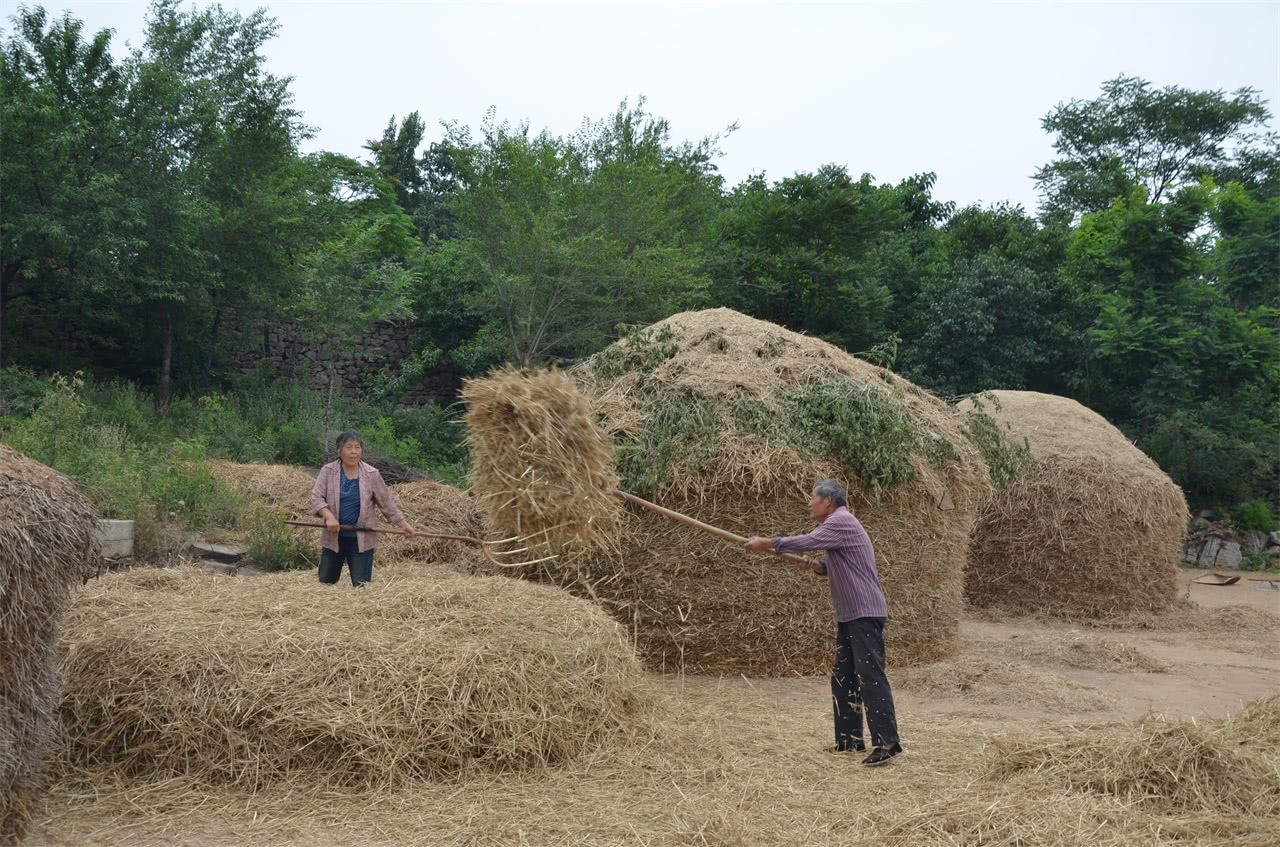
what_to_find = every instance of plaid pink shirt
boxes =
[773,506,889,622]
[310,461,404,553]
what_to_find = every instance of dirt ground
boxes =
[1179,565,1280,612]
[27,569,1280,847]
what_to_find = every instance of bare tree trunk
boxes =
[159,305,174,410]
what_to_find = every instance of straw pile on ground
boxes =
[959,390,1187,617]
[1,444,99,844]
[989,693,1280,817]
[205,459,316,520]
[58,566,654,790]
[467,309,991,674]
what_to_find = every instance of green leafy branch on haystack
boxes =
[959,392,1034,488]
[613,375,960,499]
[592,324,682,381]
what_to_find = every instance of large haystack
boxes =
[59,567,654,790]
[960,390,1186,617]
[1,444,99,843]
[469,309,991,674]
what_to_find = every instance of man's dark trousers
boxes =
[831,617,900,750]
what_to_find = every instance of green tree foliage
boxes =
[441,100,723,366]
[1036,74,1275,217]
[707,167,951,353]
[904,253,1057,396]
[0,6,133,368]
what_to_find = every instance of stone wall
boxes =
[224,319,461,404]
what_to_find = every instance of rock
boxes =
[235,565,265,577]
[189,542,245,564]
[1242,530,1269,556]
[1189,517,1211,531]
[1197,538,1243,570]
[1181,541,1203,565]
[1269,530,1280,548]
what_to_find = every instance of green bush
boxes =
[1233,500,1277,533]
[0,366,51,417]
[1141,411,1276,510]
[246,510,315,571]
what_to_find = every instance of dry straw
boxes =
[58,566,655,791]
[959,390,1187,618]
[894,654,1119,712]
[35,680,1280,846]
[464,367,622,552]
[205,459,316,520]
[989,692,1280,817]
[0,443,100,843]
[466,309,991,674]
[374,480,491,572]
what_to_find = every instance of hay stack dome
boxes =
[1,444,99,843]
[481,309,991,674]
[60,567,654,789]
[959,390,1187,617]
[205,459,317,520]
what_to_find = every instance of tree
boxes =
[365,112,460,242]
[118,0,307,405]
[0,6,133,368]
[706,168,951,354]
[903,252,1057,397]
[445,101,723,366]
[1036,75,1274,218]
[287,153,419,415]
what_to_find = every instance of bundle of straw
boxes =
[1,444,99,842]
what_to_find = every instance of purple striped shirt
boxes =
[773,507,888,622]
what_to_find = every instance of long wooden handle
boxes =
[285,520,412,536]
[609,490,823,572]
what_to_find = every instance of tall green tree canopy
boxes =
[1036,75,1275,217]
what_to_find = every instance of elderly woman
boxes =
[310,431,415,586]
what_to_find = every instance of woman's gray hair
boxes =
[335,431,364,451]
[813,479,847,508]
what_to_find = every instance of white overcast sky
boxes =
[7,0,1279,213]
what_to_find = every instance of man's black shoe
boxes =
[829,740,866,753]
[861,743,903,766]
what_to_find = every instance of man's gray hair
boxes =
[814,479,847,508]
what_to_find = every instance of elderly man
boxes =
[745,479,903,766]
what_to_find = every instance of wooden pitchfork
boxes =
[608,489,826,574]
[284,521,557,569]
